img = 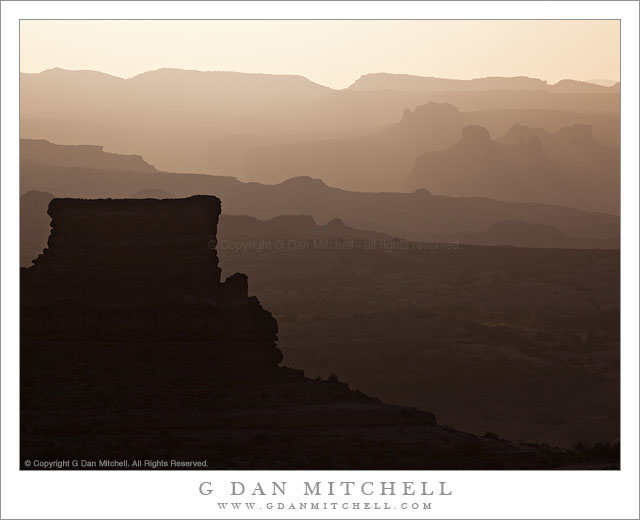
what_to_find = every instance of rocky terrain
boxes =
[244,103,619,195]
[406,124,619,214]
[20,196,619,469]
[20,190,54,267]
[218,235,620,448]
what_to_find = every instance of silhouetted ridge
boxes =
[349,73,549,91]
[21,139,157,173]
[408,123,620,214]
[216,213,391,244]
[279,176,330,189]
[461,125,492,143]
[33,67,123,81]
[130,68,329,86]
[21,67,333,115]
[20,190,54,267]
[21,67,619,177]
[21,157,619,241]
[244,98,618,194]
[349,73,613,93]
[323,217,347,230]
[402,101,459,121]
[412,187,434,197]
[549,79,616,93]
[244,102,470,191]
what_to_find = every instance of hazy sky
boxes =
[20,20,620,88]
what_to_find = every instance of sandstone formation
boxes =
[406,124,619,214]
[22,196,424,468]
[20,196,617,469]
[20,190,54,267]
[21,196,282,380]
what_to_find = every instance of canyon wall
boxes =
[21,196,282,380]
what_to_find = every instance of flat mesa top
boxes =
[47,195,222,217]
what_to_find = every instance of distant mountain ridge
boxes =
[20,189,612,270]
[20,67,333,115]
[21,139,157,173]
[245,102,467,192]
[244,102,620,199]
[25,68,616,94]
[219,214,391,243]
[20,139,619,245]
[20,68,620,176]
[349,73,619,93]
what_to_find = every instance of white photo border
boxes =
[2,2,638,519]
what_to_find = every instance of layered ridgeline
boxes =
[20,139,619,247]
[19,190,392,268]
[20,69,620,176]
[406,124,619,214]
[20,196,617,468]
[19,190,616,271]
[348,73,620,93]
[244,102,619,196]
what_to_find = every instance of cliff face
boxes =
[21,196,616,470]
[406,124,620,214]
[21,195,281,373]
[20,190,54,267]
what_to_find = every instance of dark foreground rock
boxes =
[20,196,618,469]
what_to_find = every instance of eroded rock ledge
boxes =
[21,196,611,470]
[22,196,279,357]
[20,196,286,398]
